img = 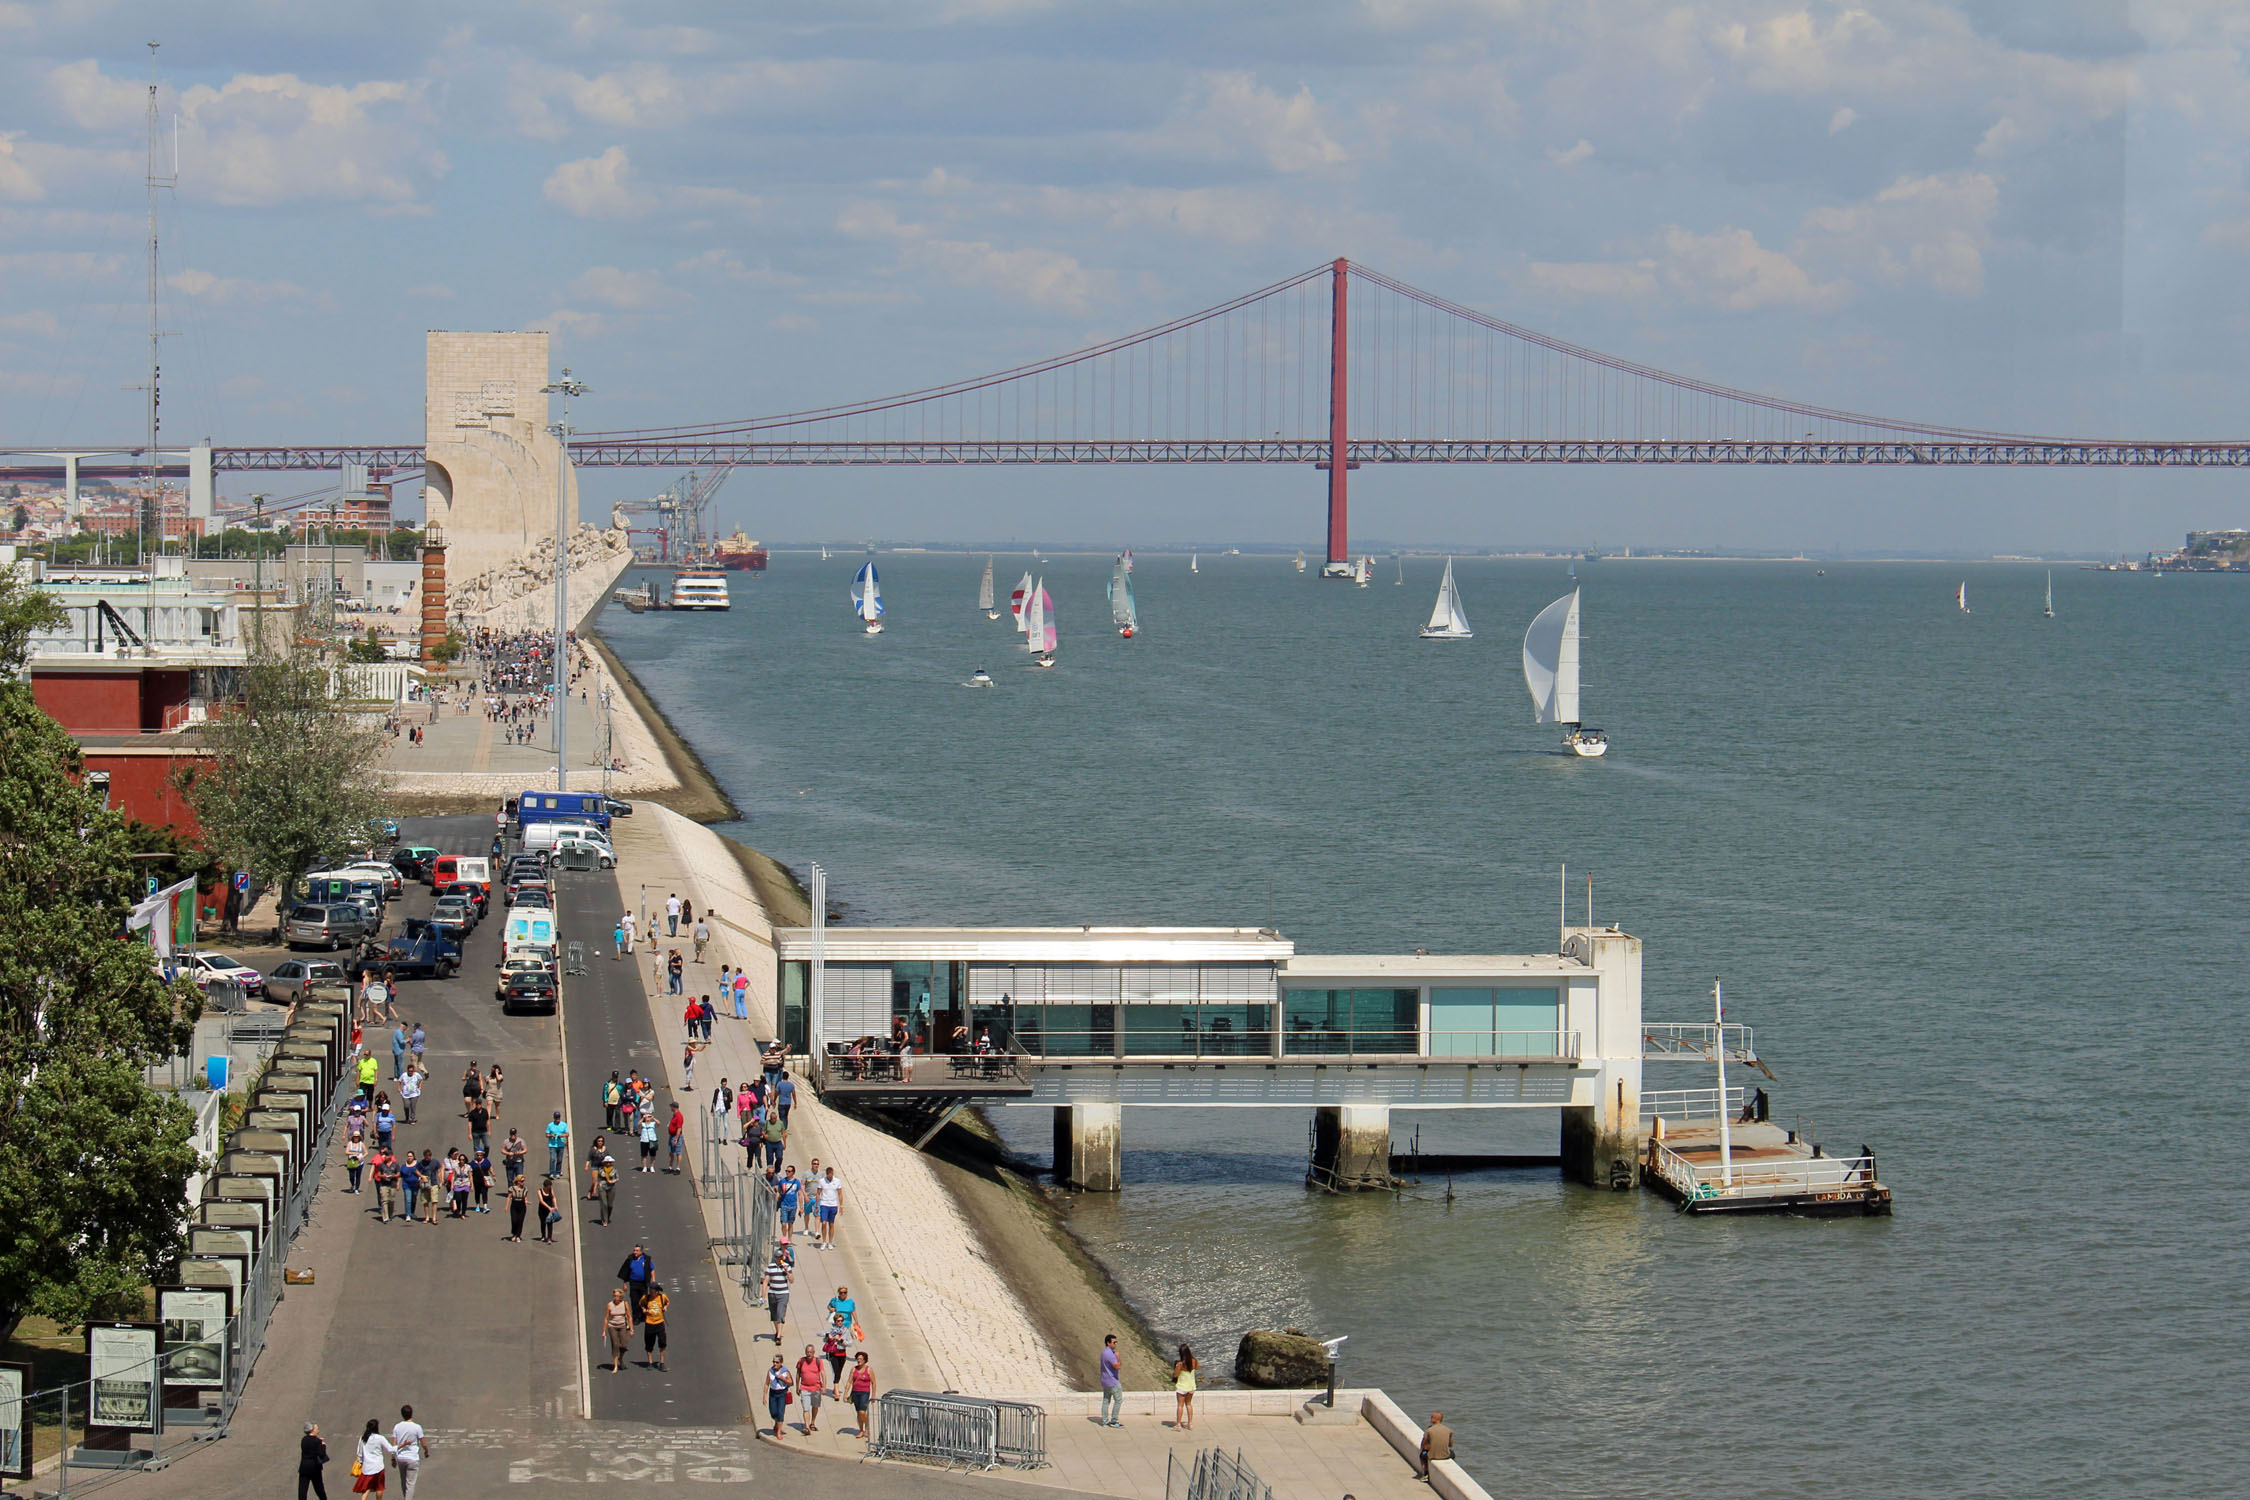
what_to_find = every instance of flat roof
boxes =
[772,926,1294,963]
[1283,953,1587,979]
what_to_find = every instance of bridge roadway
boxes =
[13,435,2250,477]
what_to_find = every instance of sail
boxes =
[1109,556,1137,628]
[2045,572,2054,615]
[1024,578,1053,653]
[1037,585,1058,652]
[1522,588,1582,724]
[978,557,995,611]
[1011,571,1033,631]
[1191,552,1199,573]
[1424,558,1472,636]
[851,561,884,621]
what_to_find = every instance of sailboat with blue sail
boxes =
[851,561,884,634]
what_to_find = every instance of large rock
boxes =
[1234,1329,1332,1388]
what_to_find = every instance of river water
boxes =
[597,552,2246,1497]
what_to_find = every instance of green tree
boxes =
[345,627,389,663]
[428,628,464,664]
[0,572,201,1336]
[7,504,25,534]
[176,643,391,915]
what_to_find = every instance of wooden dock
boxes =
[1644,1120,1891,1216]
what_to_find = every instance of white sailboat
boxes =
[1418,557,1473,640]
[1025,577,1057,666]
[1354,555,1370,587]
[1010,571,1033,632]
[1394,554,1405,586]
[1522,588,1606,757]
[1190,552,1199,575]
[979,557,999,619]
[1957,582,1971,614]
[851,561,884,634]
[1109,554,1139,638]
[820,544,831,560]
[2043,571,2054,619]
[1294,550,1306,574]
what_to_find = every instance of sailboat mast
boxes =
[1714,979,1734,1188]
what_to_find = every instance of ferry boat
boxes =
[669,571,732,611]
[710,532,769,571]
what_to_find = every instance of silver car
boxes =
[284,903,369,951]
[265,958,350,1003]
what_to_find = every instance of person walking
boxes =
[372,1147,400,1223]
[537,1177,560,1243]
[419,1150,442,1224]
[389,1406,426,1500]
[298,1421,330,1500]
[546,1111,569,1177]
[345,1135,366,1194]
[763,1356,795,1439]
[356,1049,380,1102]
[618,1246,655,1320]
[641,1281,669,1371]
[398,1064,421,1124]
[775,1169,801,1247]
[1099,1333,1124,1426]
[507,1175,528,1242]
[762,1245,793,1343]
[448,1152,472,1219]
[611,916,626,959]
[692,916,710,964]
[409,1022,427,1075]
[731,968,750,1021]
[353,1418,396,1495]
[619,910,636,955]
[373,1100,394,1154]
[390,1023,407,1081]
[399,1152,422,1223]
[598,1152,618,1225]
[682,1040,699,1091]
[486,1063,505,1121]
[775,1073,796,1124]
[584,1134,608,1200]
[815,1167,843,1249]
[460,1062,484,1117]
[603,1287,633,1373]
[821,1315,850,1394]
[667,950,684,996]
[501,1129,527,1188]
[603,1072,623,1130]
[665,892,682,936]
[471,1148,492,1213]
[763,1110,788,1172]
[796,1346,828,1433]
[801,1159,822,1237]
[638,1106,659,1172]
[826,1285,857,1344]
[1171,1343,1200,1431]
[1419,1412,1455,1479]
[847,1352,877,1437]
[467,1097,490,1160]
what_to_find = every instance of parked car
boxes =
[392,845,440,881]
[178,951,266,999]
[510,887,554,911]
[603,798,634,818]
[521,820,612,856]
[386,918,463,980]
[498,969,559,1015]
[505,873,552,906]
[265,958,350,1003]
[285,903,370,951]
[430,895,477,941]
[339,860,404,898]
[495,952,557,998]
[547,830,615,868]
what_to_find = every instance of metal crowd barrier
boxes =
[697,1106,776,1282]
[865,1390,1047,1470]
[1166,1447,1275,1500]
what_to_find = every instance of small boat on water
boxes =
[669,571,732,611]
[1025,578,1057,666]
[1957,582,1971,614]
[1010,571,1033,632]
[968,668,993,688]
[1418,558,1473,640]
[1109,553,1139,638]
[1522,587,1606,757]
[1394,554,1404,586]
[1190,552,1199,575]
[820,544,831,560]
[1355,555,1372,588]
[2043,571,2054,619]
[851,561,884,634]
[979,557,1000,619]
[1295,551,1306,574]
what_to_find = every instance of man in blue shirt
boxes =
[775,1075,796,1124]
[1099,1333,1123,1426]
[546,1111,570,1177]
[776,1169,801,1245]
[391,1023,408,1079]
[618,1245,655,1321]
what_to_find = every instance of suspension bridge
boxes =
[9,258,2244,567]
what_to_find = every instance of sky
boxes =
[1,0,2246,554]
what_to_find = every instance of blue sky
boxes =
[2,0,2246,553]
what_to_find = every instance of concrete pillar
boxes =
[1309,1104,1390,1190]
[1561,1068,1641,1191]
[64,454,80,520]
[1052,1103,1122,1192]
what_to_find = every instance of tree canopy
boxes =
[0,572,202,1335]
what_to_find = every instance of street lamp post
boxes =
[541,367,589,792]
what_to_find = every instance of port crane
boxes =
[609,466,733,564]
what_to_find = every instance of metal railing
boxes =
[1641,1022,1756,1061]
[998,1028,1580,1062]
[697,1105,777,1279]
[1640,1086,1744,1123]
[1649,1140,1878,1202]
[1166,1447,1275,1500]
[865,1390,1047,1470]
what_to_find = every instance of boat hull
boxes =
[1565,730,1608,758]
[1418,627,1472,641]
[862,622,883,635]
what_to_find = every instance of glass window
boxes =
[1429,986,1560,1056]
[781,961,807,1053]
[1020,1004,1114,1057]
[1283,989,1418,1054]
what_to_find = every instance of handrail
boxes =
[1650,1139,1878,1201]
[1640,1086,1743,1122]
[991,1027,1581,1063]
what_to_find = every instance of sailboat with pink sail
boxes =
[1025,578,1057,667]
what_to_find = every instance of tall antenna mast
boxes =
[141,41,175,564]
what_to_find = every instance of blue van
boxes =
[514,790,613,833]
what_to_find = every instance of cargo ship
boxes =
[709,531,769,571]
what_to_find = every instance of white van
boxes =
[503,908,558,962]
[523,820,613,855]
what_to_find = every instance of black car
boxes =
[603,798,634,818]
[498,970,558,1015]
[391,845,440,881]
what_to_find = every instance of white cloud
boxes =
[506,59,848,137]
[543,146,646,219]
[1527,225,1846,312]
[1798,171,1999,296]
[1150,72,1348,173]
[0,309,60,338]
[1525,259,1658,301]
[524,307,607,339]
[404,282,454,299]
[0,250,123,279]
[838,201,1109,313]
[167,268,307,305]
[0,134,41,200]
[1828,106,1856,134]
[1547,138,1595,167]
[48,59,143,131]
[570,265,669,309]
[173,70,443,207]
